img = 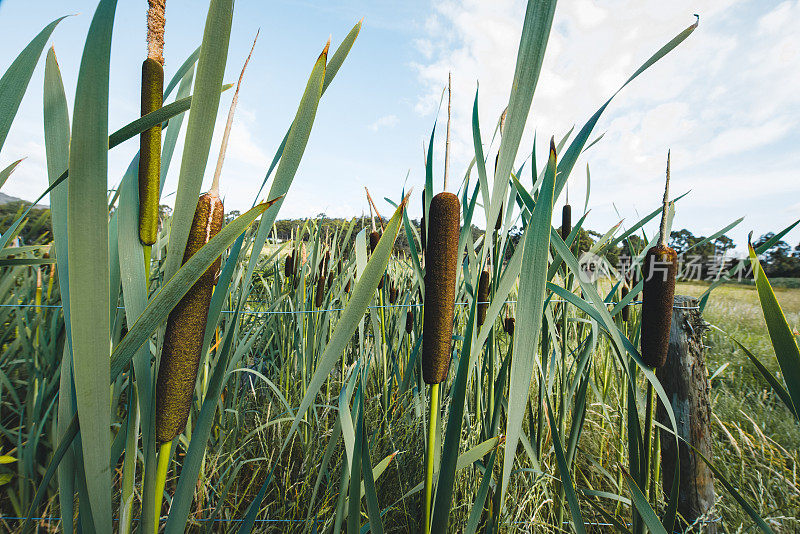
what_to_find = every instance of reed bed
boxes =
[0,2,798,533]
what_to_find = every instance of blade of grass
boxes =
[748,244,800,418]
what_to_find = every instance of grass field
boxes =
[674,282,800,532]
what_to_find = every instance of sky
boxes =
[0,0,798,255]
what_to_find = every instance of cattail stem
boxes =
[658,149,671,247]
[424,382,440,534]
[153,440,171,534]
[443,73,451,192]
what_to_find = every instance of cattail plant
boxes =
[621,284,630,322]
[422,73,459,534]
[315,275,325,308]
[138,0,165,248]
[406,308,414,334]
[389,283,398,304]
[153,32,257,525]
[477,270,490,327]
[420,190,426,253]
[640,151,677,368]
[504,315,515,337]
[284,253,293,278]
[155,192,224,441]
[561,203,571,241]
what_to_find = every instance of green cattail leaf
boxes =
[240,44,327,297]
[733,339,798,420]
[163,0,233,283]
[471,86,491,222]
[0,158,24,191]
[360,424,385,534]
[66,0,118,530]
[43,44,74,534]
[0,16,67,155]
[748,245,800,419]
[554,17,698,199]
[163,46,201,99]
[620,469,667,534]
[486,0,557,254]
[108,82,232,150]
[500,139,556,503]
[545,395,587,533]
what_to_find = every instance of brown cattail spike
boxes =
[422,192,461,384]
[406,309,414,334]
[156,193,224,442]
[138,58,163,245]
[315,276,325,308]
[640,151,677,368]
[477,270,490,327]
[284,254,293,278]
[621,284,630,322]
[389,284,398,304]
[561,203,572,241]
[369,231,380,254]
[504,316,515,337]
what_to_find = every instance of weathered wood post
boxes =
[656,295,717,533]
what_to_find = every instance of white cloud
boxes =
[368,114,399,131]
[411,0,800,247]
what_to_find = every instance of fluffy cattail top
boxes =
[421,192,461,384]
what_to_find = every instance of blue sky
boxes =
[1,0,798,254]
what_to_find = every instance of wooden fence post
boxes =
[656,295,717,533]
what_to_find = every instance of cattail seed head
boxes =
[284,254,293,278]
[389,284,398,304]
[138,58,164,246]
[406,309,414,334]
[561,203,572,242]
[422,192,461,384]
[315,276,325,308]
[156,193,224,442]
[640,244,677,368]
[477,270,490,327]
[504,316,515,337]
[369,231,380,254]
[327,271,334,291]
